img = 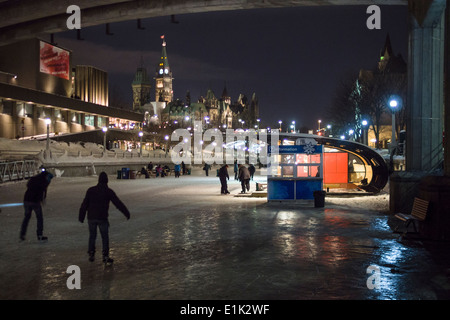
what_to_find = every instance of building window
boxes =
[16,103,33,118]
[37,106,52,119]
[54,109,66,122]
[0,99,13,115]
[85,114,95,126]
[98,116,107,128]
[71,112,81,124]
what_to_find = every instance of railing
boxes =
[0,160,39,183]
[47,150,172,159]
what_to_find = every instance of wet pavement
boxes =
[1,168,450,302]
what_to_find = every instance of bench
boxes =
[394,197,429,235]
[256,182,267,191]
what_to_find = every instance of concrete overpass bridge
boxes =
[1,0,449,238]
[0,0,406,46]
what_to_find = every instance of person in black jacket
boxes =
[20,170,53,241]
[79,172,130,263]
[218,164,230,194]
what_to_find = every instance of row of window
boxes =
[0,99,107,127]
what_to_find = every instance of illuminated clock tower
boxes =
[131,57,151,111]
[155,35,173,103]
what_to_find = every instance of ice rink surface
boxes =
[1,168,450,302]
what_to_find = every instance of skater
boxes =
[174,163,181,178]
[79,172,130,263]
[238,164,251,194]
[20,169,53,241]
[218,164,230,194]
[140,167,149,179]
[203,163,211,176]
[234,160,238,180]
[182,161,186,175]
[248,164,256,180]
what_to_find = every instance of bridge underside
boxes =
[0,0,406,46]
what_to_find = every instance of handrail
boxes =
[0,160,39,183]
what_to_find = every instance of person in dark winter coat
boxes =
[218,165,230,194]
[233,160,238,180]
[203,163,211,176]
[20,170,53,241]
[79,172,130,263]
[248,164,256,180]
[238,164,251,194]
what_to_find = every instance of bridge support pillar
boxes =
[390,0,450,240]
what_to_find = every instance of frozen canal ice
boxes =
[1,168,450,301]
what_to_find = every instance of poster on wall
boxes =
[39,41,70,80]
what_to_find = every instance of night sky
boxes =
[54,5,408,131]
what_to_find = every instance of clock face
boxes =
[159,69,163,74]
[164,68,169,74]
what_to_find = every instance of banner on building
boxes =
[39,41,70,80]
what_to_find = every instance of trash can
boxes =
[117,170,122,179]
[130,170,136,179]
[121,167,130,179]
[313,190,326,208]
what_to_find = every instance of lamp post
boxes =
[361,119,368,145]
[388,97,401,156]
[292,120,296,133]
[102,127,108,151]
[139,131,143,156]
[388,96,402,172]
[45,118,51,159]
[257,118,260,131]
[327,124,332,137]
[278,120,282,131]
[318,119,321,131]
[164,135,169,156]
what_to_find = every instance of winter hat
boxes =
[98,172,108,184]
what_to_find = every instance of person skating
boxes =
[248,164,255,180]
[203,163,211,176]
[78,172,130,263]
[238,164,251,194]
[218,164,230,194]
[20,169,53,241]
[233,160,238,180]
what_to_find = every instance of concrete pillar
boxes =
[445,0,450,176]
[390,0,450,240]
[390,0,447,217]
[406,0,446,172]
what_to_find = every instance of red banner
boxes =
[39,41,70,80]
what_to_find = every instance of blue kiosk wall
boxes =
[268,144,323,201]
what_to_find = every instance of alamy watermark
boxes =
[366,265,381,290]
[170,121,279,169]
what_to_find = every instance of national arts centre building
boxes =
[0,38,143,141]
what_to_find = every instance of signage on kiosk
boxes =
[267,139,323,201]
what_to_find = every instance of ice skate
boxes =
[37,236,48,242]
[103,256,114,266]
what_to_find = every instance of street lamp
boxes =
[45,118,51,159]
[139,131,143,156]
[164,135,169,155]
[102,127,108,151]
[292,121,296,133]
[327,124,332,137]
[278,120,282,131]
[318,119,321,131]
[257,118,260,131]
[388,96,401,156]
[361,119,368,145]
